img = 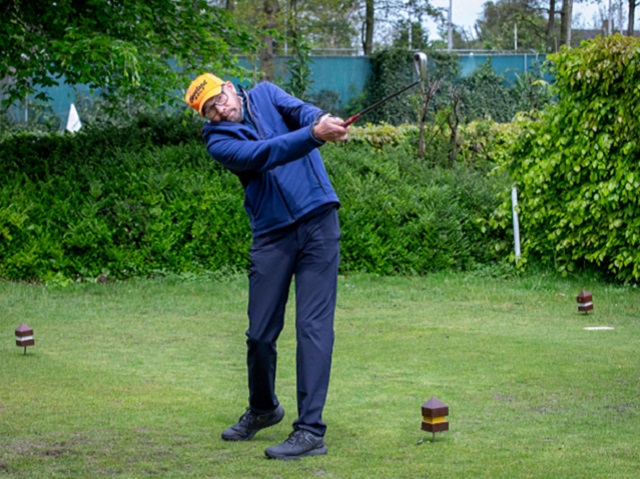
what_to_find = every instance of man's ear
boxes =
[226,81,236,92]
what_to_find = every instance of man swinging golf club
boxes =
[185,73,349,460]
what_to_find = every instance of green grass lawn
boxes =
[1,272,639,478]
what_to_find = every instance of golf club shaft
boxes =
[341,80,420,127]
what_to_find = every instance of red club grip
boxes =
[341,114,360,127]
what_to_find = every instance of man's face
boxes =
[203,82,243,123]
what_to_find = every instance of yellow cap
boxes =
[185,73,225,116]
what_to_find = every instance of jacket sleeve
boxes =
[265,83,324,129]
[205,123,324,174]
[205,83,328,174]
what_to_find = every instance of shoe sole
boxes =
[221,406,285,441]
[265,445,328,460]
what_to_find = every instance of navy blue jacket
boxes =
[202,82,340,237]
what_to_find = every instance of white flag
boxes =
[66,103,82,133]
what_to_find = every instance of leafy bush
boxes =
[359,48,421,125]
[495,35,640,282]
[356,48,547,128]
[1,115,249,281]
[326,143,505,274]
[460,60,516,123]
[1,99,62,134]
[1,114,511,281]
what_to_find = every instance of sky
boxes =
[425,0,616,40]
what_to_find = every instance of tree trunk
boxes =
[363,0,374,55]
[445,87,462,165]
[417,80,439,160]
[260,0,279,82]
[225,0,234,10]
[288,0,298,44]
[628,0,637,36]
[559,0,572,47]
[546,0,556,50]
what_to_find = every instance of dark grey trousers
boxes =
[246,206,340,437]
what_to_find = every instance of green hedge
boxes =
[327,126,508,274]
[0,116,510,282]
[496,35,640,282]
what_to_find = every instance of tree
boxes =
[283,0,314,100]
[0,0,258,112]
[545,0,558,49]
[628,0,638,36]
[460,60,516,123]
[436,22,472,50]
[297,0,360,51]
[230,0,360,54]
[559,0,573,47]
[547,0,598,50]
[363,0,375,55]
[373,0,440,49]
[259,0,279,81]
[475,0,548,51]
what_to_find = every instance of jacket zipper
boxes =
[243,87,295,222]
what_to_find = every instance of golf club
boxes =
[341,52,428,127]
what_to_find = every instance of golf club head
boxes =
[413,52,428,81]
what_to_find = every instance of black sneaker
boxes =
[265,429,328,460]
[221,405,285,441]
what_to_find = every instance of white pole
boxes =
[284,1,288,55]
[514,23,518,51]
[511,186,521,263]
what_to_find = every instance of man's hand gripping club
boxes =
[312,115,350,142]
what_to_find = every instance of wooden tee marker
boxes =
[576,290,593,314]
[15,323,35,355]
[421,397,449,441]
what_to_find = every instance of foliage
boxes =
[0,115,250,281]
[328,142,506,274]
[294,0,361,50]
[0,0,258,113]
[358,48,545,129]
[0,98,61,133]
[0,116,511,282]
[346,123,417,149]
[473,0,548,51]
[225,0,361,52]
[357,48,455,126]
[358,48,422,125]
[460,60,517,123]
[511,61,553,112]
[425,49,462,82]
[390,19,431,51]
[494,35,640,282]
[331,120,512,274]
[283,36,314,100]
[308,89,342,116]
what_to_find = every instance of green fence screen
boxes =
[6,53,548,128]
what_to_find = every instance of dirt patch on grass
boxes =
[605,402,638,413]
[39,446,72,457]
